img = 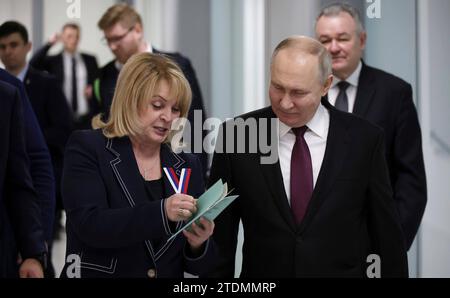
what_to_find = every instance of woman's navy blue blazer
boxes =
[60,129,216,278]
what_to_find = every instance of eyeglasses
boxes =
[102,26,134,46]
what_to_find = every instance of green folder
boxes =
[167,179,238,241]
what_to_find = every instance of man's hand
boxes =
[19,258,44,278]
[48,33,61,46]
[85,85,93,99]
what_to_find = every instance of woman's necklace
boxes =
[132,140,161,180]
[136,154,160,180]
[141,159,160,180]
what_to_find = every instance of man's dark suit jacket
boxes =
[206,100,408,278]
[92,49,208,177]
[30,43,99,87]
[30,43,99,127]
[24,67,73,242]
[24,67,73,154]
[60,130,216,278]
[325,62,427,250]
[0,81,46,277]
[0,69,55,242]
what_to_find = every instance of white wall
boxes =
[267,0,318,50]
[176,0,212,116]
[135,0,179,52]
[365,0,450,278]
[42,0,115,67]
[134,0,163,48]
[136,0,212,117]
[0,0,33,35]
[266,0,319,104]
[210,0,267,276]
[418,0,450,278]
[365,0,418,101]
[210,0,242,120]
[364,0,419,277]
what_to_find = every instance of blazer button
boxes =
[147,269,156,278]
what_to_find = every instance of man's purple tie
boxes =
[290,126,313,225]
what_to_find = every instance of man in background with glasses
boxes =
[94,3,208,178]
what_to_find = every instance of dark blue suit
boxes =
[0,81,46,277]
[24,66,73,164]
[0,69,55,242]
[61,130,216,278]
[24,65,72,218]
[24,66,73,277]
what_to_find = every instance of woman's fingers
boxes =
[165,194,198,221]
[183,218,215,251]
[178,201,197,214]
[190,218,214,237]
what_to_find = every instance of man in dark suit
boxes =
[205,36,408,278]
[0,80,47,278]
[30,22,99,129]
[315,3,426,250]
[0,21,73,276]
[0,67,55,250]
[94,4,208,177]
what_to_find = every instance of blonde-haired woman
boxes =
[60,53,215,278]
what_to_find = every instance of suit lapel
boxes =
[107,137,189,203]
[260,161,297,230]
[106,136,148,207]
[298,101,351,233]
[54,53,64,84]
[24,69,32,90]
[24,68,37,101]
[106,136,162,262]
[258,108,297,230]
[353,62,376,117]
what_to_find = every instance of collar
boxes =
[115,42,153,71]
[63,51,80,60]
[279,103,328,139]
[16,63,29,82]
[331,60,362,89]
[106,135,185,171]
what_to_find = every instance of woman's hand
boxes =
[183,217,215,253]
[165,194,197,222]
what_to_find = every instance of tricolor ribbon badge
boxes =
[163,167,192,194]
